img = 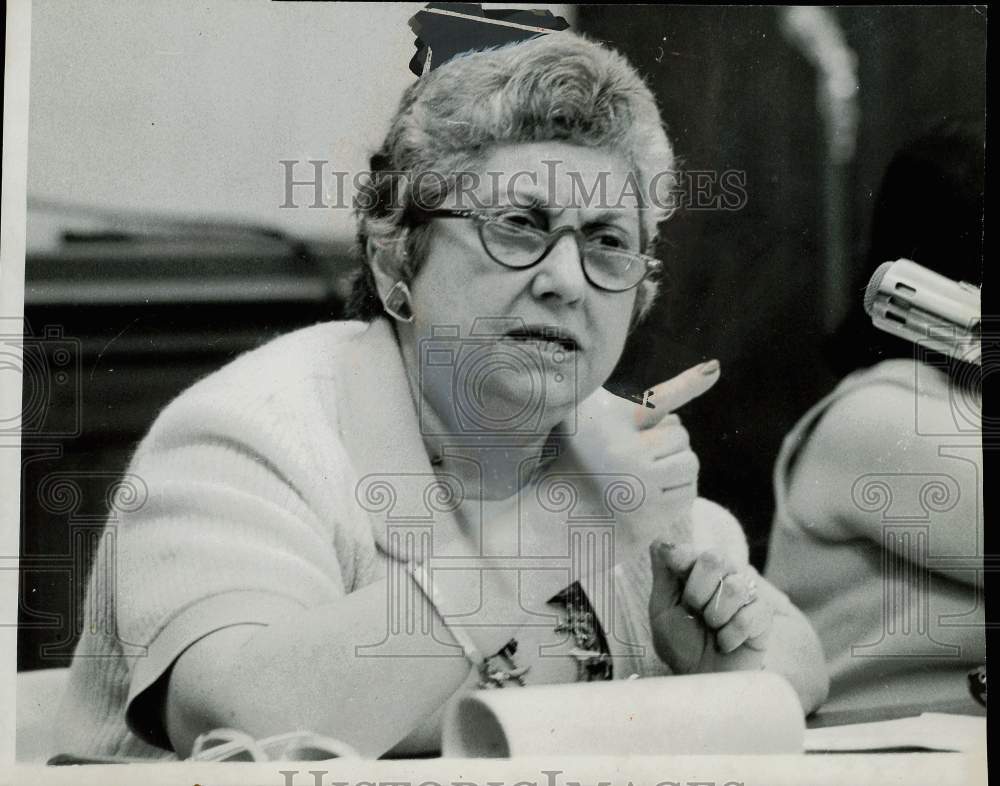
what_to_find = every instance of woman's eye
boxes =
[494,211,542,230]
[589,230,630,249]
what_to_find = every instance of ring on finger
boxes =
[713,572,740,612]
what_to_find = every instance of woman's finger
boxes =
[650,450,699,486]
[650,541,686,607]
[634,360,721,430]
[715,601,774,654]
[681,550,739,613]
[649,541,708,673]
[654,539,700,578]
[640,418,691,459]
[702,571,756,630]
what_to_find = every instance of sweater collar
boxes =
[332,317,467,560]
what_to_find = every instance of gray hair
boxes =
[347,31,676,326]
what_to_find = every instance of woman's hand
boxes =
[648,540,774,674]
[549,362,720,558]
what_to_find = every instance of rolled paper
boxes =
[442,671,805,757]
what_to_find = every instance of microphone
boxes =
[864,258,981,366]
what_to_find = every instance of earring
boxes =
[383,280,415,323]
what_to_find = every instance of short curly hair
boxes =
[347,31,677,326]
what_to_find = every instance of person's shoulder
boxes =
[791,357,975,508]
[822,358,954,438]
[221,319,369,384]
[836,358,956,400]
[836,358,917,393]
[137,320,371,452]
[186,319,367,398]
[779,360,923,463]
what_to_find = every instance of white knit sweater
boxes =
[53,318,752,760]
[766,360,985,714]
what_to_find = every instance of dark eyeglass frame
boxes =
[412,207,662,293]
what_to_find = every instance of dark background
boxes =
[18,6,986,670]
[580,5,987,564]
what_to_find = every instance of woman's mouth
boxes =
[500,326,581,353]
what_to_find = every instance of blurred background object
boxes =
[17,3,984,669]
[579,5,985,565]
[18,198,354,672]
[779,6,858,336]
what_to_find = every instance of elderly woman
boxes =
[54,31,826,761]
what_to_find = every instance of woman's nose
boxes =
[529,232,587,305]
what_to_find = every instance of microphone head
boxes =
[864,261,894,315]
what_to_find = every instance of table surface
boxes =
[805,696,987,728]
[6,752,988,786]
[35,702,988,767]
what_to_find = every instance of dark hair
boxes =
[869,116,984,285]
[826,116,984,377]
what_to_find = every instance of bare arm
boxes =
[787,382,983,587]
[164,564,582,758]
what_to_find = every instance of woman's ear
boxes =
[366,235,416,323]
[366,237,402,303]
[366,235,416,322]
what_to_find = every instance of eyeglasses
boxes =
[414,208,662,293]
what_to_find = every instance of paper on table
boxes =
[443,672,805,757]
[804,713,987,753]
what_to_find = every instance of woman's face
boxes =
[402,141,642,437]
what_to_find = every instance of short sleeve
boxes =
[111,363,353,748]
